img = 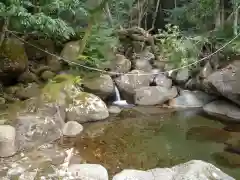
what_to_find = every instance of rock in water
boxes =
[206,60,240,106]
[135,86,177,105]
[115,70,151,101]
[68,164,108,180]
[62,121,83,137]
[0,38,28,84]
[113,160,235,180]
[169,90,215,108]
[82,74,114,100]
[0,125,17,157]
[66,92,109,123]
[203,100,240,122]
[108,106,122,114]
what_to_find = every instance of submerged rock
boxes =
[66,92,109,123]
[113,160,234,180]
[186,126,231,143]
[203,100,240,122]
[135,86,177,105]
[82,74,114,100]
[169,90,215,108]
[62,121,83,137]
[0,125,17,157]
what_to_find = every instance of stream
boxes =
[1,106,240,179]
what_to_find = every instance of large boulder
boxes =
[206,60,240,105]
[135,86,177,105]
[113,160,235,180]
[15,113,64,150]
[0,38,28,83]
[82,74,114,100]
[169,90,215,108]
[115,70,151,102]
[42,74,109,123]
[203,100,240,122]
[66,92,109,123]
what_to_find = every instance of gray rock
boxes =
[60,40,80,62]
[150,69,161,83]
[206,60,240,106]
[199,62,213,79]
[66,92,109,123]
[110,54,131,73]
[155,74,172,88]
[203,100,240,122]
[15,83,41,100]
[46,55,62,72]
[68,164,108,180]
[0,125,17,157]
[115,70,151,101]
[83,74,114,100]
[15,114,63,150]
[113,160,235,180]
[62,121,83,137]
[133,59,152,72]
[41,70,56,81]
[169,90,214,108]
[176,68,190,84]
[108,106,122,114]
[136,48,155,62]
[135,86,177,105]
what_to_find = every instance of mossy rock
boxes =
[0,38,28,82]
[41,74,82,104]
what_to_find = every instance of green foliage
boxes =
[0,0,89,41]
[166,0,217,32]
[80,22,118,68]
[156,24,209,67]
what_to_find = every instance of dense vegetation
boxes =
[0,0,240,69]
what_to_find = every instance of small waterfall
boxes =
[112,85,130,107]
[114,86,121,101]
